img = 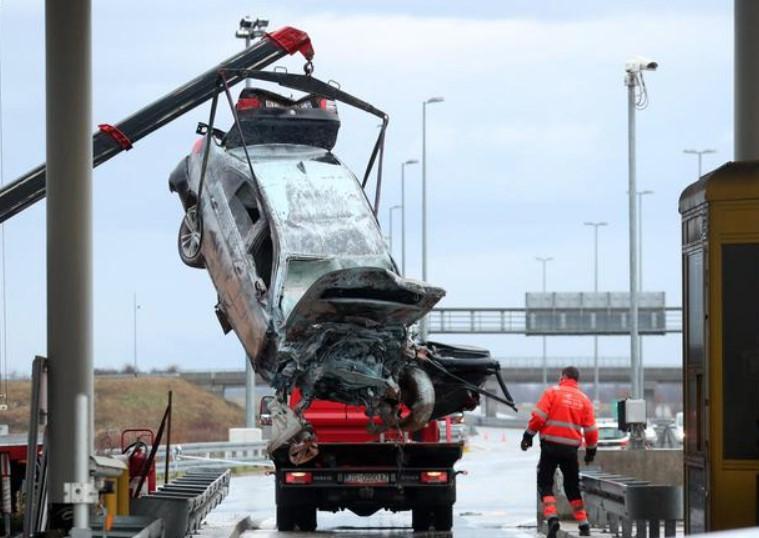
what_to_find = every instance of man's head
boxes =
[561,366,580,382]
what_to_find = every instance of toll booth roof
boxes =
[680,160,759,212]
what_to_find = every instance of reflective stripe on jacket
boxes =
[527,378,598,448]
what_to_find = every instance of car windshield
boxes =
[241,146,394,316]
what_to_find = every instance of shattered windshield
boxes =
[240,146,393,316]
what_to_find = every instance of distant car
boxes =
[673,412,684,447]
[596,421,630,448]
[645,424,658,447]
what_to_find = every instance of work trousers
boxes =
[537,440,587,524]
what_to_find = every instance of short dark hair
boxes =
[562,366,580,381]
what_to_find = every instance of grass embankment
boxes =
[1,376,244,446]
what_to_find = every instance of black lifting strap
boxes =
[424,358,519,412]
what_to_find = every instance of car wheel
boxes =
[276,505,295,531]
[411,506,432,532]
[295,506,317,532]
[433,504,453,531]
[178,206,205,268]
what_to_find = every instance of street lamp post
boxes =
[625,55,657,448]
[236,16,269,90]
[400,159,418,276]
[584,221,607,403]
[683,148,716,178]
[536,256,553,385]
[237,15,269,427]
[637,190,653,396]
[133,292,140,376]
[420,97,443,342]
[388,204,401,256]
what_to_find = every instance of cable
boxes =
[635,72,650,111]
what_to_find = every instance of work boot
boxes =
[546,517,560,538]
[579,523,591,536]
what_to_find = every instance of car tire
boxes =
[177,206,205,269]
[412,507,432,532]
[433,504,453,531]
[276,505,295,531]
[296,506,317,532]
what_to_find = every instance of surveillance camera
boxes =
[239,17,253,29]
[625,56,658,73]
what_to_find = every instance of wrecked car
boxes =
[169,72,513,458]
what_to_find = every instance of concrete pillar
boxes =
[735,0,759,160]
[45,0,93,527]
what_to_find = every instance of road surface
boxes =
[204,427,540,537]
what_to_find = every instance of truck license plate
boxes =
[343,472,390,484]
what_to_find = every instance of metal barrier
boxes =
[131,469,231,538]
[580,470,682,538]
[154,440,270,471]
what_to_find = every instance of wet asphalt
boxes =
[203,427,540,537]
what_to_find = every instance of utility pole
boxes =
[420,97,443,341]
[400,159,418,276]
[584,221,607,403]
[236,14,268,427]
[536,256,553,385]
[624,55,657,448]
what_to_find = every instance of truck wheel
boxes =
[412,507,432,532]
[276,505,295,531]
[296,506,317,532]
[433,504,453,531]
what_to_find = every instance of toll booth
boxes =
[679,161,759,532]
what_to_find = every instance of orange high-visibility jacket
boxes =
[527,378,598,448]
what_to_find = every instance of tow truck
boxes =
[261,343,509,532]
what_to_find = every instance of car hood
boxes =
[284,267,445,340]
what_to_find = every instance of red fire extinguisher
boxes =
[121,429,156,497]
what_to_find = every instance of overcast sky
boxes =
[0,1,731,375]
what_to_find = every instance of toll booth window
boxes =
[722,243,759,460]
[686,251,704,366]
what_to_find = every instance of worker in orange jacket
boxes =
[521,366,598,538]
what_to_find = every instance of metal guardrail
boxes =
[580,470,683,538]
[155,440,270,471]
[497,356,633,369]
[427,307,683,334]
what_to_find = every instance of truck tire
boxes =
[412,507,432,532]
[296,506,317,532]
[276,505,295,531]
[433,504,453,531]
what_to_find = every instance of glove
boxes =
[584,447,597,464]
[521,431,534,451]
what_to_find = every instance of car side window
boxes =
[227,179,274,290]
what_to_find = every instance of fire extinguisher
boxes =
[121,429,156,498]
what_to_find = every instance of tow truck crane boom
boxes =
[0,26,314,224]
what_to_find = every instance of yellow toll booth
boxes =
[679,161,759,532]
